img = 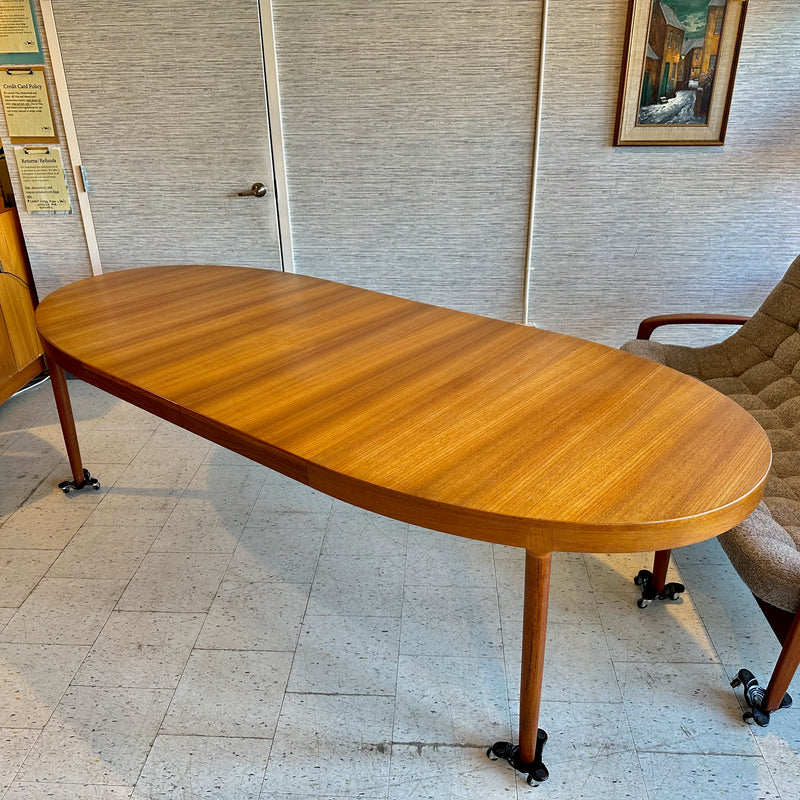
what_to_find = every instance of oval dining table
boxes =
[34,264,771,785]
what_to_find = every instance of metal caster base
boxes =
[731,668,792,726]
[487,730,548,785]
[634,569,685,608]
[59,468,100,494]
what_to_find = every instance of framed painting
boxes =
[615,0,748,146]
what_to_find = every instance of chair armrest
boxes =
[637,313,750,340]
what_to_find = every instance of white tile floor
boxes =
[0,378,798,799]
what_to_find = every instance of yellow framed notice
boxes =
[0,0,39,57]
[0,67,57,142]
[14,145,71,213]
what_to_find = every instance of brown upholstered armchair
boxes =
[622,252,800,727]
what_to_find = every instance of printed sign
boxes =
[0,67,56,142]
[14,145,71,213]
[0,0,43,64]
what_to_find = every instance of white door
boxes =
[49,0,284,272]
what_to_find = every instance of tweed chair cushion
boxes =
[621,253,800,614]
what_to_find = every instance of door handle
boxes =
[238,182,268,197]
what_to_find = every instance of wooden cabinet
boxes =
[0,208,44,403]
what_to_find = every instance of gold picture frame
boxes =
[615,0,748,146]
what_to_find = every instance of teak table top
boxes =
[36,264,773,783]
[35,264,771,556]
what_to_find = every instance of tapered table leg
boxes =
[488,549,551,784]
[730,610,798,725]
[650,549,671,594]
[634,548,684,608]
[48,361,99,493]
[764,611,800,712]
[519,550,551,764]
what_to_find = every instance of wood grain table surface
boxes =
[35,264,772,783]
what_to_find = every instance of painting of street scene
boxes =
[638,0,729,125]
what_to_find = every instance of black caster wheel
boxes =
[743,709,771,727]
[633,569,684,607]
[731,668,792,727]
[59,468,101,494]
[527,764,549,784]
[662,582,685,600]
[487,732,548,786]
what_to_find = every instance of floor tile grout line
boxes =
[591,551,679,800]
[3,383,797,798]
[596,551,779,798]
[383,517,415,800]
[669,548,782,784]
[4,433,141,769]
[103,427,217,794]
[0,726,44,800]
[7,407,218,791]
[254,494,333,795]
[492,543,523,800]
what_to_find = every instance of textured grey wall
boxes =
[0,2,90,297]
[8,1,800,342]
[530,0,800,346]
[271,0,539,321]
